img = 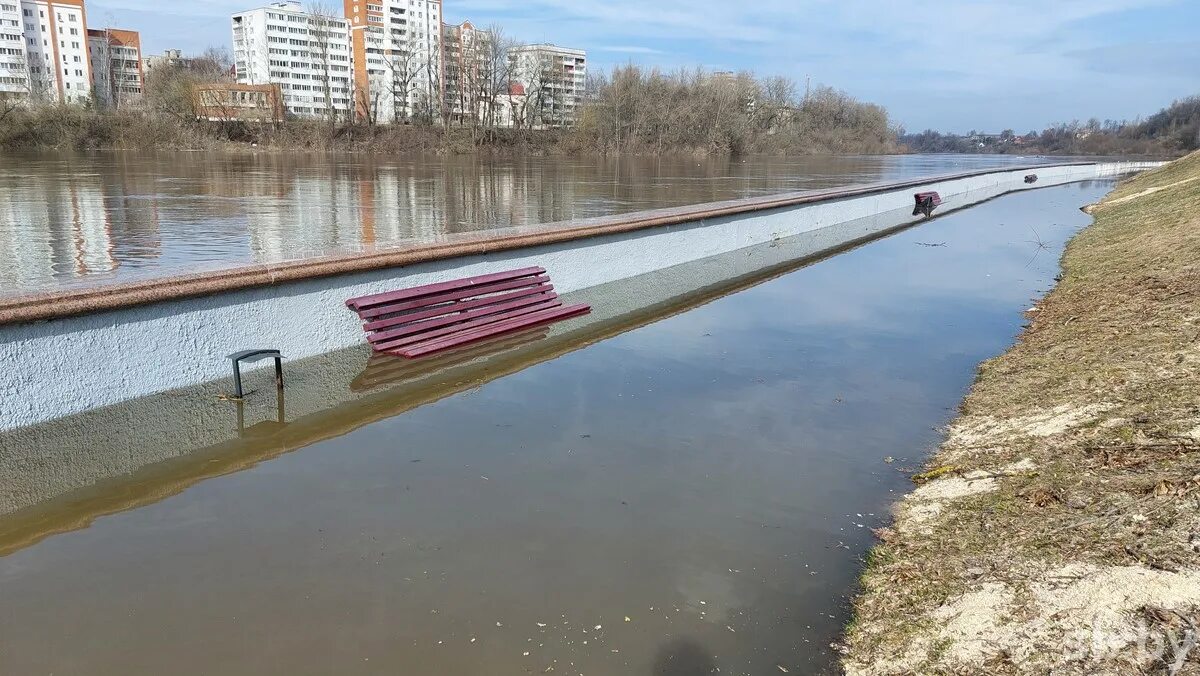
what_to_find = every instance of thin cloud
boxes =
[596,45,664,55]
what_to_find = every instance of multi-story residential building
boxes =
[0,1,28,99]
[87,27,142,108]
[142,48,188,76]
[441,20,493,125]
[192,82,283,123]
[18,0,91,103]
[343,0,442,123]
[232,1,353,119]
[508,43,585,127]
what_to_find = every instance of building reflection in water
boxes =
[0,151,1036,294]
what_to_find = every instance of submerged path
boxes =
[0,181,1118,675]
[845,152,1200,674]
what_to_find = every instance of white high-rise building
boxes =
[232,1,353,119]
[0,1,28,99]
[508,43,585,128]
[344,0,442,123]
[17,0,91,103]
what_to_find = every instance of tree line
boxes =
[901,97,1200,157]
[0,37,898,156]
[571,66,896,155]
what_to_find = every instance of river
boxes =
[0,151,1060,294]
[0,179,1113,674]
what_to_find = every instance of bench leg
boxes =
[274,356,284,390]
[232,361,245,399]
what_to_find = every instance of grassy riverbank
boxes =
[844,151,1200,674]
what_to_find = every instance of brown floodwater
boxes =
[0,181,1112,675]
[0,150,1061,294]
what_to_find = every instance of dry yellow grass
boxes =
[844,151,1200,675]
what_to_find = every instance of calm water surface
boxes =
[0,182,1110,674]
[0,151,1059,293]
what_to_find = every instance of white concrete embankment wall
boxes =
[0,161,1161,431]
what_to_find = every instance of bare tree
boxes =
[193,47,234,79]
[0,91,20,126]
[16,51,55,104]
[307,2,338,128]
[143,47,234,124]
[353,80,380,128]
[479,23,513,136]
[89,30,114,109]
[527,55,565,129]
[381,46,418,123]
[420,52,445,127]
[0,52,32,122]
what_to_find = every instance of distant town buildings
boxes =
[0,0,588,127]
[192,82,283,123]
[17,0,93,103]
[142,48,189,75]
[344,0,443,123]
[508,44,586,127]
[231,1,353,118]
[0,0,140,107]
[0,2,26,98]
[87,27,143,108]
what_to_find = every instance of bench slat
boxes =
[395,304,592,358]
[371,297,562,352]
[368,291,558,346]
[347,266,545,311]
[357,274,551,321]
[363,283,554,332]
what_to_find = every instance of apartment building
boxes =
[0,2,27,99]
[441,20,492,125]
[142,48,188,76]
[87,27,142,108]
[192,82,283,123]
[232,1,353,119]
[508,43,585,127]
[16,0,91,103]
[343,0,442,123]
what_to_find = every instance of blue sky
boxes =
[87,0,1200,132]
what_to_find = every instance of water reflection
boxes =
[0,151,1057,292]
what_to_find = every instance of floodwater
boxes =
[0,151,1059,293]
[0,181,1110,675]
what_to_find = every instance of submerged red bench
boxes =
[346,266,591,359]
[913,191,942,217]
